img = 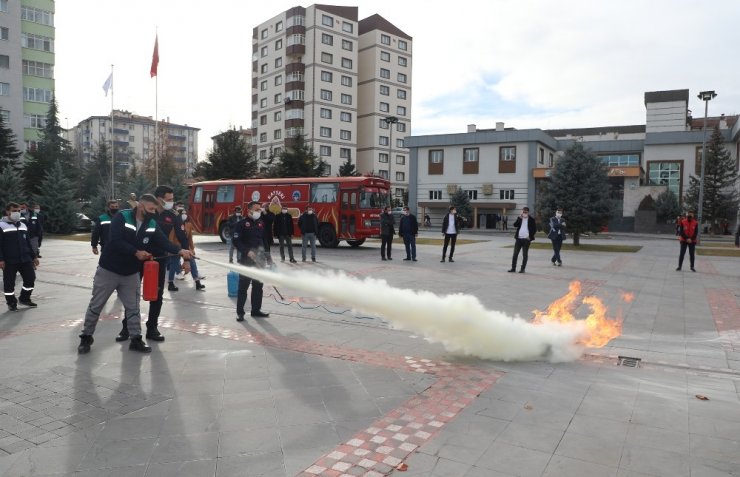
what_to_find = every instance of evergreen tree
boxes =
[0,115,22,173]
[23,97,76,196]
[121,162,153,202]
[450,187,472,225]
[683,125,739,232]
[195,129,257,180]
[34,160,78,234]
[0,166,26,209]
[143,123,178,186]
[273,135,327,177]
[79,142,113,200]
[171,174,190,204]
[654,189,681,223]
[338,156,360,176]
[535,142,612,245]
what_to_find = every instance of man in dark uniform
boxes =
[77,194,193,354]
[91,200,120,255]
[234,201,270,321]
[115,185,190,343]
[1,202,39,311]
[28,203,44,258]
[227,206,242,263]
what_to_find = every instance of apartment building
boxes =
[405,89,740,232]
[0,0,55,155]
[69,110,200,176]
[251,4,412,199]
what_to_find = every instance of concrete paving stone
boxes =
[577,394,637,423]
[324,397,382,422]
[144,459,217,477]
[278,422,339,454]
[77,436,158,470]
[688,394,740,423]
[543,454,618,477]
[2,443,89,476]
[472,398,522,421]
[690,414,740,441]
[690,434,740,465]
[423,456,474,476]
[511,404,576,433]
[555,429,625,468]
[619,443,691,477]
[96,415,166,443]
[222,376,271,395]
[496,421,564,454]
[218,427,281,457]
[401,451,440,476]
[275,401,330,427]
[440,415,509,442]
[39,423,104,449]
[215,451,286,477]
[474,441,552,477]
[688,457,740,477]
[150,431,220,464]
[283,447,335,477]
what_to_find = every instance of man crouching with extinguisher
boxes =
[78,194,193,354]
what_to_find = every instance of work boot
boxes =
[251,310,270,318]
[115,326,129,342]
[167,282,179,292]
[78,334,94,354]
[146,328,165,342]
[19,299,37,307]
[129,337,152,353]
[195,280,205,291]
[7,303,18,312]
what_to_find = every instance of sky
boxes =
[54,0,740,161]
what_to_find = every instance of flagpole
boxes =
[110,64,115,200]
[155,74,159,187]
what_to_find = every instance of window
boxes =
[379,153,389,163]
[21,5,53,25]
[260,115,267,125]
[429,190,442,200]
[320,127,332,138]
[321,52,333,64]
[322,14,334,27]
[342,21,353,33]
[380,68,390,79]
[261,29,268,39]
[398,73,407,83]
[0,27,8,41]
[320,145,331,156]
[380,102,389,112]
[260,150,267,160]
[321,70,333,82]
[599,154,640,167]
[500,146,516,161]
[274,75,282,86]
[342,39,353,51]
[287,14,305,27]
[379,119,389,129]
[260,80,267,91]
[274,93,282,104]
[0,1,8,12]
[259,132,267,142]
[320,108,332,119]
[396,172,405,181]
[274,111,282,121]
[22,33,54,52]
[340,148,351,159]
[380,85,389,96]
[340,130,351,140]
[648,161,682,197]
[323,165,332,176]
[341,57,353,69]
[341,75,352,87]
[396,138,404,148]
[260,98,267,107]
[24,114,46,129]
[397,106,406,116]
[287,90,304,101]
[340,94,352,105]
[429,150,444,175]
[260,63,268,73]
[22,87,53,103]
[0,55,8,69]
[286,109,303,120]
[398,39,408,50]
[380,51,390,62]
[464,148,479,162]
[378,170,389,179]
[287,71,303,82]
[548,152,554,167]
[0,82,9,96]
[340,112,352,122]
[320,89,332,101]
[379,136,389,146]
[22,60,53,77]
[397,89,407,99]
[274,57,282,68]
[381,34,391,45]
[0,109,8,122]
[275,39,283,50]
[287,34,304,46]
[397,123,406,132]
[500,190,515,200]
[466,190,478,200]
[398,56,407,67]
[396,155,405,165]
[539,148,545,165]
[276,21,283,32]
[261,46,268,57]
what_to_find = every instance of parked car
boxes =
[391,207,405,221]
[75,213,93,232]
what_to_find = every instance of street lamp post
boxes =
[384,116,398,204]
[697,90,717,241]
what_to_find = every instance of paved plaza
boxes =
[0,230,739,476]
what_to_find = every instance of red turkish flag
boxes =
[150,35,159,78]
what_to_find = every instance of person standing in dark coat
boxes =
[547,207,566,266]
[676,211,698,272]
[440,206,463,262]
[233,201,270,321]
[508,206,536,273]
[27,203,44,258]
[227,206,243,263]
[91,200,120,255]
[298,206,319,262]
[1,202,39,311]
[274,207,297,263]
[380,206,395,260]
[398,206,418,261]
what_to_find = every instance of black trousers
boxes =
[237,271,263,315]
[678,242,696,269]
[442,233,457,259]
[3,262,35,305]
[512,238,531,270]
[122,258,167,333]
[550,238,563,263]
[380,235,393,259]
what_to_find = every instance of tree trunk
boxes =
[573,231,580,246]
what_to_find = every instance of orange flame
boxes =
[533,280,623,348]
[620,291,635,303]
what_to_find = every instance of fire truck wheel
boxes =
[318,224,340,248]
[347,239,366,248]
[218,222,231,244]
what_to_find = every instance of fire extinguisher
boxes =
[142,260,160,301]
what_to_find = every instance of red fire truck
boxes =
[188,176,391,247]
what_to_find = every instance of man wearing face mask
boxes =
[440,206,463,263]
[676,210,698,272]
[508,206,536,273]
[1,202,39,311]
[233,201,270,321]
[227,206,243,263]
[91,200,120,255]
[77,194,193,354]
[379,206,395,261]
[398,206,418,261]
[547,207,566,266]
[27,203,44,258]
[274,206,297,263]
[298,206,319,262]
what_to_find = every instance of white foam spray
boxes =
[203,258,589,363]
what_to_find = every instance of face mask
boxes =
[451,211,456,215]
[163,201,174,210]
[235,212,242,217]
[522,213,529,219]
[19,209,27,215]
[144,212,156,221]
[10,211,21,222]
[181,214,188,221]
[109,209,119,216]
[687,215,693,220]
[282,209,288,214]
[33,209,40,214]
[556,212,562,218]
[307,210,313,215]
[250,211,261,220]
[404,211,409,216]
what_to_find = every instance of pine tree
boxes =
[338,156,360,176]
[34,160,78,234]
[274,135,327,177]
[654,189,681,223]
[0,115,22,173]
[0,166,26,209]
[450,187,472,225]
[683,125,739,232]
[195,128,257,180]
[535,142,612,245]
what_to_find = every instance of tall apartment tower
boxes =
[0,0,55,156]
[252,4,412,199]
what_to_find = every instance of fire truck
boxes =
[188,177,391,247]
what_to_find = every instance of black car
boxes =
[75,213,93,232]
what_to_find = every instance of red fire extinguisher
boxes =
[142,260,160,301]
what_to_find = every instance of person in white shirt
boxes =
[440,206,463,262]
[508,207,537,273]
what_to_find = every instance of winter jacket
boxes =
[678,217,698,243]
[298,213,319,234]
[398,214,418,236]
[91,212,114,248]
[0,217,36,265]
[273,212,295,237]
[513,216,537,241]
[441,213,463,234]
[380,212,395,236]
[548,216,566,241]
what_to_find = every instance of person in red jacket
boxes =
[677,211,698,272]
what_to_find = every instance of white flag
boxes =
[102,72,113,97]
